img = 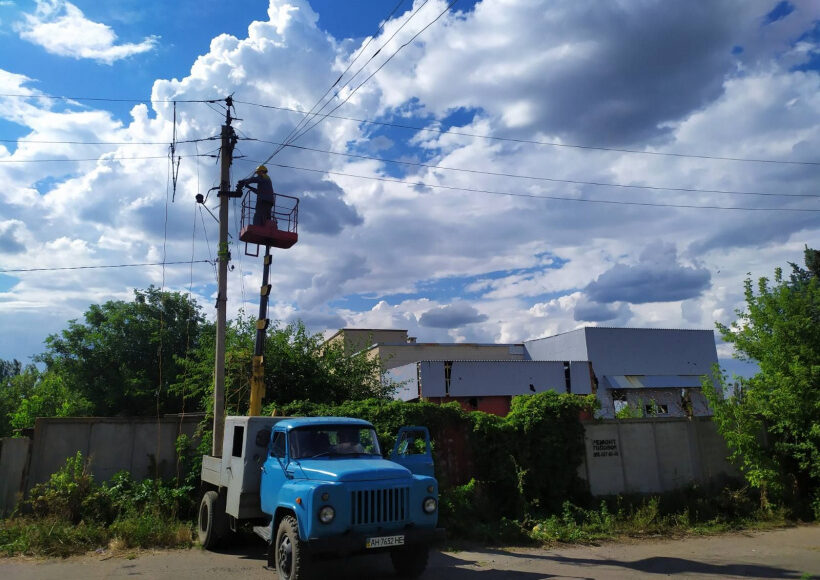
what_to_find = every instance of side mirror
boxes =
[256,428,271,447]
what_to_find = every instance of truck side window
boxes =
[271,431,286,458]
[232,426,244,458]
[397,431,427,455]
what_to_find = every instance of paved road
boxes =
[1,525,817,579]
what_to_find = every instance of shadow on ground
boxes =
[217,535,584,579]
[482,547,806,579]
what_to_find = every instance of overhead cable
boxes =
[0,93,221,104]
[265,0,411,162]
[0,154,210,163]
[243,139,819,199]
[278,0,460,155]
[258,160,820,213]
[236,100,820,167]
[0,137,217,146]
[1,260,213,274]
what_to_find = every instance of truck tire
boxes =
[198,490,227,549]
[275,515,312,580]
[390,544,429,578]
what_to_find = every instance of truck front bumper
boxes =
[306,526,446,557]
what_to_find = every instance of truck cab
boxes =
[199,416,444,580]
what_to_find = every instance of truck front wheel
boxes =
[276,515,311,580]
[390,544,429,578]
[198,490,226,549]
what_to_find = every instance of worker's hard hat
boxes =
[255,165,268,174]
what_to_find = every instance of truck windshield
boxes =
[289,426,382,459]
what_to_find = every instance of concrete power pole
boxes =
[212,98,237,457]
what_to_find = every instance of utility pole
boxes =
[212,97,237,457]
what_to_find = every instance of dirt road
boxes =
[1,525,817,579]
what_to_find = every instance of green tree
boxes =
[174,316,395,414]
[704,247,820,516]
[8,368,93,432]
[0,358,25,437]
[38,286,204,417]
[0,362,92,436]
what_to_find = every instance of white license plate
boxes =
[366,535,405,548]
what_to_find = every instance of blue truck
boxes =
[199,416,444,579]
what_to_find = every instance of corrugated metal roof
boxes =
[602,375,704,389]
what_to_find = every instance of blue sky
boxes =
[0,0,818,378]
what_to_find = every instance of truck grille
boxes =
[351,487,409,526]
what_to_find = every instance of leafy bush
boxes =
[2,452,196,557]
[527,483,788,545]
[531,501,616,542]
[25,452,110,524]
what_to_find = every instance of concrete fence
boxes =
[0,415,203,516]
[580,416,738,496]
[0,437,32,517]
[1,414,738,516]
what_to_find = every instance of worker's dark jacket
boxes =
[243,175,275,225]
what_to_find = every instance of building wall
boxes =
[583,328,718,376]
[375,343,526,371]
[600,387,711,419]
[389,360,594,402]
[326,328,410,355]
[580,417,738,495]
[525,328,718,376]
[524,328,590,361]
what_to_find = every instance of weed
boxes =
[109,513,193,549]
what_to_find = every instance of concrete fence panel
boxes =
[28,416,202,489]
[0,437,32,516]
[582,417,736,496]
[618,421,661,493]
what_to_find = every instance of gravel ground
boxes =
[1,524,817,579]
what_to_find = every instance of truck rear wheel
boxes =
[276,515,311,580]
[198,490,227,549]
[390,544,429,578]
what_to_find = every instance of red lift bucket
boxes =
[239,190,299,252]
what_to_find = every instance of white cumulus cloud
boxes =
[16,0,158,64]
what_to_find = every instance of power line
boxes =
[0,154,210,163]
[264,0,411,163]
[0,137,218,146]
[1,260,213,274]
[243,139,820,199]
[0,93,221,104]
[278,0,460,156]
[236,100,820,167]
[257,159,820,213]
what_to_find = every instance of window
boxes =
[612,389,627,413]
[271,431,286,458]
[395,429,428,456]
[645,403,669,416]
[444,361,453,396]
[289,426,381,459]
[231,425,244,458]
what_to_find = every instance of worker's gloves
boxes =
[237,179,248,188]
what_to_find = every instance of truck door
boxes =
[390,426,434,477]
[260,429,289,515]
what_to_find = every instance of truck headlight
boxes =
[318,505,335,524]
[422,497,437,514]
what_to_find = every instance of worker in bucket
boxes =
[238,165,275,226]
